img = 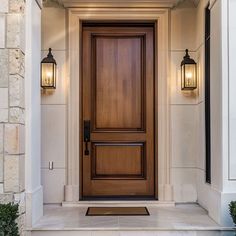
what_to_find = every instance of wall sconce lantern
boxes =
[41,48,57,89]
[181,49,197,90]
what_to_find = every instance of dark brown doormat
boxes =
[86,207,149,216]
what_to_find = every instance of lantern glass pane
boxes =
[181,65,185,89]
[184,64,196,88]
[53,64,56,88]
[42,63,55,87]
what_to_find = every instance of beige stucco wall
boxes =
[170,2,199,203]
[40,5,67,204]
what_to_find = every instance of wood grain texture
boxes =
[82,24,155,198]
[92,143,145,178]
[94,36,144,130]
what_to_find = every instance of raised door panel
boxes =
[91,142,145,179]
[93,36,144,130]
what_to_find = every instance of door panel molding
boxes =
[91,33,146,132]
[91,142,146,180]
[65,8,173,202]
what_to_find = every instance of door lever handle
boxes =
[84,120,90,156]
[84,138,89,155]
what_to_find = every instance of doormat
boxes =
[86,207,149,216]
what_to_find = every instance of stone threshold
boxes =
[62,200,175,207]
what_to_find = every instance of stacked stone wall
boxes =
[0,0,26,235]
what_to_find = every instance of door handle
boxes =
[84,120,90,155]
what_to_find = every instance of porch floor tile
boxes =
[32,203,231,231]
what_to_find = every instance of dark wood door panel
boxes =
[91,142,145,179]
[82,24,155,198]
[83,180,154,196]
[93,35,145,131]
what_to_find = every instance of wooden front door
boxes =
[82,23,155,198]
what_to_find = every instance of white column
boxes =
[25,0,43,226]
[207,0,236,226]
[220,0,236,226]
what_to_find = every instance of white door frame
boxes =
[65,7,173,202]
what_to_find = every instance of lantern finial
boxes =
[184,49,190,59]
[48,48,53,57]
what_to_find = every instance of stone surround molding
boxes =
[65,7,173,202]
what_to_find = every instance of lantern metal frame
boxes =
[41,48,57,89]
[181,49,197,90]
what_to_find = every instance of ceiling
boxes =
[52,0,199,8]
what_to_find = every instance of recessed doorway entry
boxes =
[81,22,156,199]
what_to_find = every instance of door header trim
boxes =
[57,0,181,8]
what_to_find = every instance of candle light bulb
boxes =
[186,72,192,79]
[46,71,52,85]
[46,71,52,78]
